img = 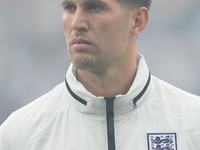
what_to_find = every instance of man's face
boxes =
[62,0,133,72]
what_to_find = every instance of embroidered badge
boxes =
[147,133,177,150]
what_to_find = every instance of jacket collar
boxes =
[65,53,151,114]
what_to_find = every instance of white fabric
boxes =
[1,53,200,150]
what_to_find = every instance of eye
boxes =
[64,5,76,12]
[87,4,101,13]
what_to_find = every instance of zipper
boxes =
[104,97,116,150]
[65,71,151,150]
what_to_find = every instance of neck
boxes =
[76,52,137,97]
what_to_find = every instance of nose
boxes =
[71,9,89,32]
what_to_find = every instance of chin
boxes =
[73,61,102,72]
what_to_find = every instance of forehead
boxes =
[61,0,107,2]
[61,0,114,5]
[60,0,126,13]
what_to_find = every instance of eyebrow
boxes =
[61,0,107,7]
[61,0,72,6]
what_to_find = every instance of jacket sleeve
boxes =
[0,114,27,150]
[0,120,12,150]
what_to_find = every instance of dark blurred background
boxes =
[1,0,200,125]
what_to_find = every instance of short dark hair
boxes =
[117,0,152,10]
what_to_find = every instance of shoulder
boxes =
[0,82,68,149]
[9,82,67,121]
[151,75,200,101]
[149,75,200,114]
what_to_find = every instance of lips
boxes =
[71,38,92,50]
[71,38,92,45]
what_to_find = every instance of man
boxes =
[0,0,200,149]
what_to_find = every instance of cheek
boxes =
[98,18,119,33]
[62,16,72,53]
[62,15,71,37]
[97,19,127,48]
[98,17,125,39]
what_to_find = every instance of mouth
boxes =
[71,38,92,50]
[71,38,92,45]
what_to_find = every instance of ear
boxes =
[130,7,149,37]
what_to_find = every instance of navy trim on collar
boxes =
[65,78,87,105]
[65,71,151,107]
[133,71,151,108]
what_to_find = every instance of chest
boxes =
[25,108,200,150]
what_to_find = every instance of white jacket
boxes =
[1,53,200,150]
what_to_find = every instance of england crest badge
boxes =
[147,133,177,150]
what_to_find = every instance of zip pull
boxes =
[105,97,115,116]
[133,101,137,109]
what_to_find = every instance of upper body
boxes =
[1,0,200,149]
[1,53,200,150]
